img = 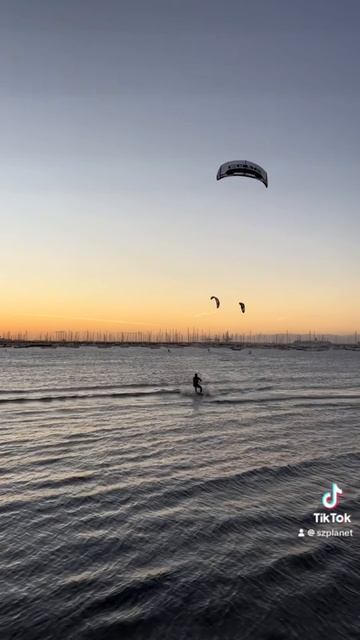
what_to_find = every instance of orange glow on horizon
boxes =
[2,301,359,337]
[2,262,359,337]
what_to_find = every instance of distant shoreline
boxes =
[1,340,359,351]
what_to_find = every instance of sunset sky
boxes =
[1,0,359,336]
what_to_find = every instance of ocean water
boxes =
[0,346,359,640]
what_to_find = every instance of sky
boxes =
[1,0,359,336]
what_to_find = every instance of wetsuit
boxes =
[193,374,203,394]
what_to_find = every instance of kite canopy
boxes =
[216,160,268,188]
[239,302,246,313]
[210,296,220,309]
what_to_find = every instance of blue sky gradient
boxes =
[1,0,359,334]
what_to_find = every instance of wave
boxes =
[178,451,358,502]
[0,382,167,395]
[1,387,359,406]
[0,389,180,405]
[110,451,360,518]
[211,393,360,406]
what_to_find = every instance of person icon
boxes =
[193,373,203,394]
[298,528,305,538]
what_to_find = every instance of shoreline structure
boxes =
[1,337,359,351]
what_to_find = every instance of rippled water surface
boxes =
[0,346,359,639]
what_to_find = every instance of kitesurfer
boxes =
[193,373,203,394]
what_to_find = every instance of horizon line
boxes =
[0,329,359,344]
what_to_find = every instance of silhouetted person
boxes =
[193,373,202,394]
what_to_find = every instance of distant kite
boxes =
[239,302,246,313]
[216,160,268,188]
[210,296,220,309]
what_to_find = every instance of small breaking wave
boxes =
[0,389,181,405]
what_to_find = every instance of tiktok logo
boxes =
[321,483,343,509]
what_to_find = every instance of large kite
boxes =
[216,160,268,188]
